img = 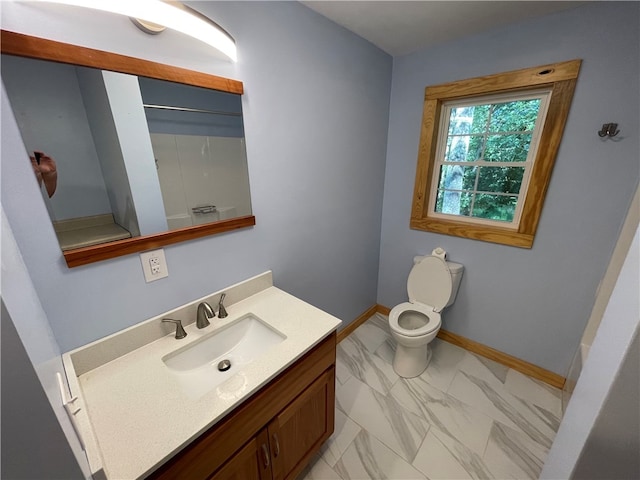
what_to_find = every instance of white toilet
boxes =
[389,248,464,378]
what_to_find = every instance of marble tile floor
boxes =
[298,313,563,480]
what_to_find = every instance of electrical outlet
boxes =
[140,249,169,283]
[149,256,161,275]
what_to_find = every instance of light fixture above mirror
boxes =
[26,0,237,61]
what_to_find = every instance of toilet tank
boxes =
[445,261,464,308]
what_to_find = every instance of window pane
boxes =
[489,99,540,132]
[470,104,490,134]
[448,106,472,135]
[477,166,525,194]
[438,165,477,190]
[448,105,489,135]
[472,193,517,222]
[435,92,550,227]
[484,133,532,162]
[445,135,484,162]
[436,189,472,216]
[460,165,478,190]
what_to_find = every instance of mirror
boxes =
[1,30,255,267]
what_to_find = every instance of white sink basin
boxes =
[162,314,286,398]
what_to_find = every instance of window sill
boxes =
[410,216,534,248]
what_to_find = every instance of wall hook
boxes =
[598,123,620,138]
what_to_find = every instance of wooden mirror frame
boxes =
[1,30,255,268]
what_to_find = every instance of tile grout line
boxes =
[409,423,432,477]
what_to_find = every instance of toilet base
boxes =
[392,343,433,378]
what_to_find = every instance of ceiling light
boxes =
[32,0,237,62]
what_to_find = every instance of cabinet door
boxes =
[209,429,272,480]
[268,367,335,480]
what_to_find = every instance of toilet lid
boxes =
[407,255,452,313]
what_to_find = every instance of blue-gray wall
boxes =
[2,1,638,376]
[1,301,85,479]
[1,1,392,352]
[541,226,639,478]
[1,207,90,476]
[377,1,639,375]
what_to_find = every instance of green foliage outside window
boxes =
[436,98,541,223]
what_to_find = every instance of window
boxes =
[432,91,550,227]
[411,60,581,248]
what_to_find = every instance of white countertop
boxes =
[63,274,341,480]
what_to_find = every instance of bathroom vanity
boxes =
[62,272,341,479]
[151,332,335,480]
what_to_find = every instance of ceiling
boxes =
[301,1,587,56]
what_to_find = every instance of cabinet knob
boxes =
[261,443,270,468]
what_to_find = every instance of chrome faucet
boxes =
[162,318,187,339]
[196,302,215,328]
[218,293,228,318]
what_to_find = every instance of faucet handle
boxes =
[218,293,228,319]
[162,318,187,339]
[196,302,215,329]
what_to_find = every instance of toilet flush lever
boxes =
[431,247,447,260]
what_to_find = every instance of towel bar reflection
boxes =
[192,205,217,215]
[143,104,242,116]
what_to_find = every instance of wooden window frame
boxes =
[410,60,581,248]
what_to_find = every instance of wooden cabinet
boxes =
[267,368,334,480]
[209,431,270,480]
[211,369,335,480]
[149,332,336,480]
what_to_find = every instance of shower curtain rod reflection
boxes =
[143,104,242,116]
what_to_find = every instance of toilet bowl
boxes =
[389,248,463,378]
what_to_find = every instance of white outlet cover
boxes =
[140,249,169,283]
